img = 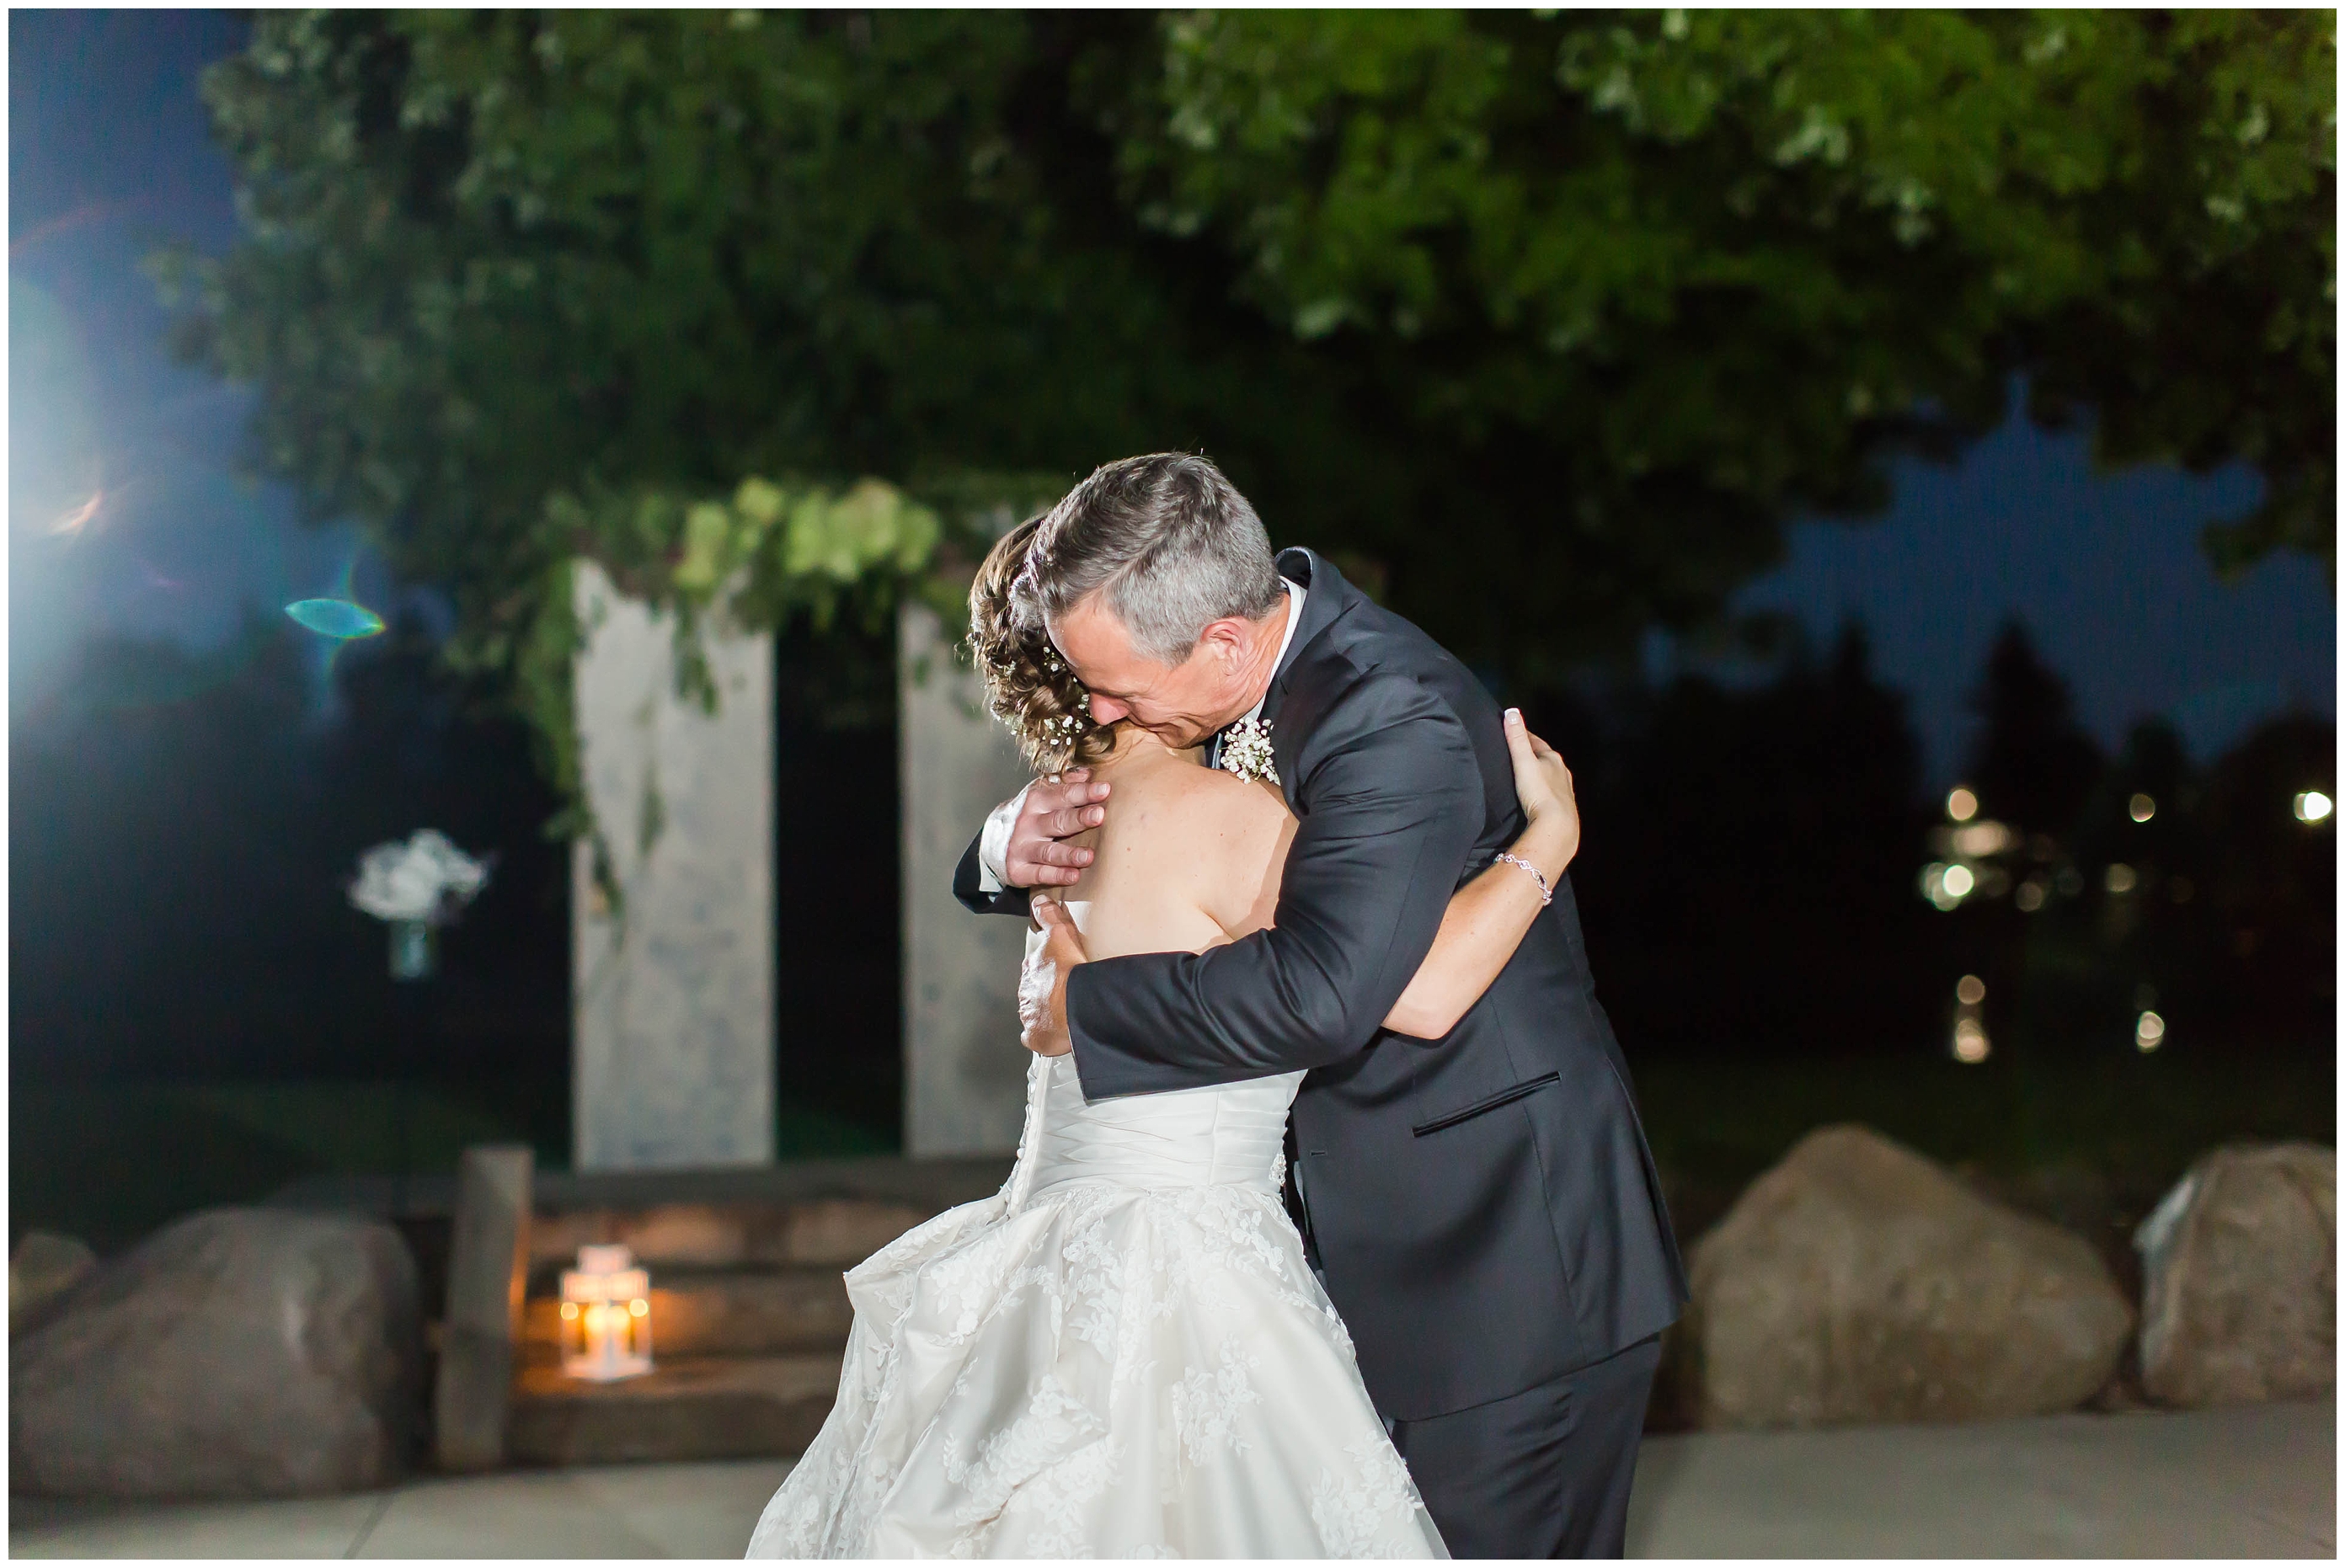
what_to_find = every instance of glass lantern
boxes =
[559,1243,653,1381]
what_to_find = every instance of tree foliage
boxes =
[155,9,2333,807]
[1121,9,2332,584]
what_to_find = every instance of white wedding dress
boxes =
[746,914,1448,1559]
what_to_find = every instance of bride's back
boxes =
[1060,729,1295,961]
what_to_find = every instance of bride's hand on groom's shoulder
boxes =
[1018,895,1088,1057]
[1007,769,1111,890]
[1504,708,1579,880]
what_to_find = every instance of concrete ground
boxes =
[11,1397,2332,1559]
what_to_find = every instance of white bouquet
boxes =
[349,829,491,925]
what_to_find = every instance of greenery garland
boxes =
[438,472,1060,918]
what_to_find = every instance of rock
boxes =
[11,1207,424,1497]
[10,1232,96,1338]
[1680,1124,2133,1429]
[2134,1142,2335,1408]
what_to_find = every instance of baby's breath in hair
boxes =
[969,516,1116,772]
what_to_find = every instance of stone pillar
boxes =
[899,602,1033,1155]
[572,560,774,1171]
[433,1144,532,1471]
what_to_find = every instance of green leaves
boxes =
[1121,10,2332,578]
[160,8,2332,822]
[520,473,947,829]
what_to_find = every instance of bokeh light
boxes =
[1952,820,2013,858]
[2129,792,2156,822]
[1920,861,1971,910]
[2103,863,2138,894]
[1955,974,1986,1005]
[1952,1016,1990,1064]
[1946,786,1979,822]
[2294,790,2332,824]
[2135,1010,2166,1052]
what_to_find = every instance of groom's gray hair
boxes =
[1012,453,1284,664]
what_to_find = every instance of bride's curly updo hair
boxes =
[968,515,1116,773]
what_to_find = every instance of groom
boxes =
[953,453,1686,1558]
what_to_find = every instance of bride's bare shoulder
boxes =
[1098,739,1286,832]
[1076,730,1295,947]
[1085,733,1289,874]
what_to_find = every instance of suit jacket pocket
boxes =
[1411,1071,1560,1137]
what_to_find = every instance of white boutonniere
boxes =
[1218,717,1279,785]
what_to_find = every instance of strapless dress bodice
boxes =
[1015,1054,1301,1203]
[1009,909,1301,1207]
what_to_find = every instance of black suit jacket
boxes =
[952,548,1687,1418]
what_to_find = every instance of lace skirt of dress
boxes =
[744,1178,1448,1560]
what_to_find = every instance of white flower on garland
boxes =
[1218,717,1279,786]
[350,829,491,924]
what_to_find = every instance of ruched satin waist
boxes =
[1017,1056,1301,1202]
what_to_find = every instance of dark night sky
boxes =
[10,10,2335,783]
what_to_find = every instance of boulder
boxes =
[10,1231,96,1337]
[1679,1124,2133,1429]
[11,1207,423,1498]
[2134,1142,2335,1408]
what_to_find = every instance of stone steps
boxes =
[506,1196,934,1465]
[506,1353,841,1465]
[527,1197,934,1277]
[518,1265,855,1363]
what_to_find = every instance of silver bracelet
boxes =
[1493,851,1552,906]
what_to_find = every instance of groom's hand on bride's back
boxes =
[1018,895,1087,1057]
[1007,769,1111,889]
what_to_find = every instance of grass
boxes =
[1629,1042,2332,1190]
[14,1044,2326,1257]
[1627,1040,2334,1249]
[9,1077,894,1254]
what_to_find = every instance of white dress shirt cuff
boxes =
[976,783,1030,893]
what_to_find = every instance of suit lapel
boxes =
[1258,549,1356,810]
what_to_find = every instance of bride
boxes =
[747,518,1579,1560]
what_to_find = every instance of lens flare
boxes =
[285,597,386,640]
[48,490,102,536]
